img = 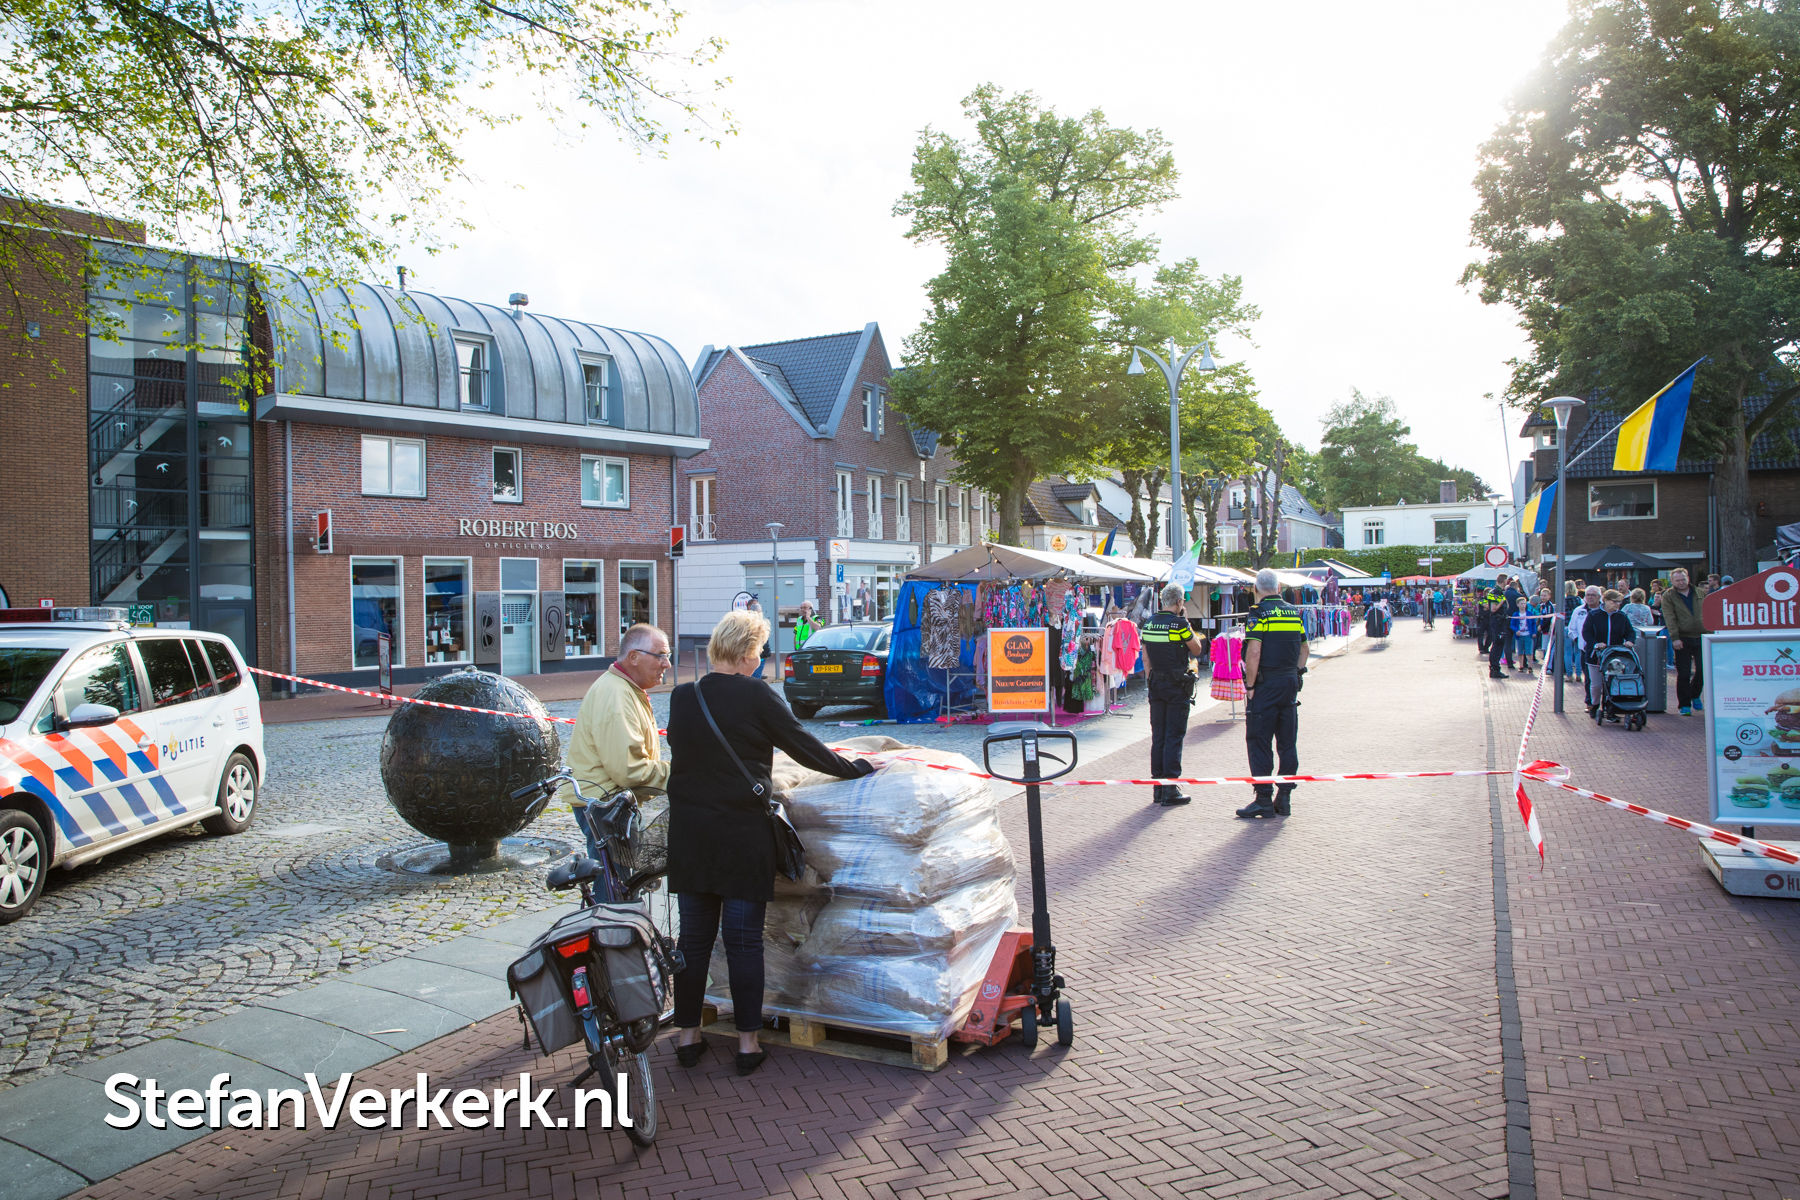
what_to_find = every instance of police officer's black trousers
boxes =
[1246,675,1300,805]
[1487,623,1506,675]
[1148,675,1192,797]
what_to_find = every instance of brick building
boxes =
[1519,401,1800,573]
[678,325,979,650]
[0,202,706,686]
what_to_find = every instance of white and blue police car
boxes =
[0,607,266,923]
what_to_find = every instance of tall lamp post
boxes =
[1128,339,1216,554]
[766,521,784,681]
[1546,396,1585,714]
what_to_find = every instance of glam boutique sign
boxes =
[457,518,580,540]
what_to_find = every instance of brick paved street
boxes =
[72,625,1517,1199]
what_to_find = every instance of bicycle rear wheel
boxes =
[603,1043,657,1146]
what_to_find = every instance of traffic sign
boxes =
[1417,556,1440,567]
[1381,570,1392,583]
[669,524,686,558]
[1484,544,1508,568]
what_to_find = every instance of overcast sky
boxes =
[419,0,1574,498]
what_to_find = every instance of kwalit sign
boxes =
[1704,565,1800,632]
[457,519,580,539]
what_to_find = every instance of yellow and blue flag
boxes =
[1519,482,1557,535]
[1098,528,1119,555]
[1612,359,1702,472]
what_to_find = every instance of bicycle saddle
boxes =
[547,856,603,891]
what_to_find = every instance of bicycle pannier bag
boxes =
[507,946,583,1053]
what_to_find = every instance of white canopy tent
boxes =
[1457,564,1539,591]
[908,543,1159,584]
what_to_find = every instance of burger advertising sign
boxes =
[1704,575,1800,822]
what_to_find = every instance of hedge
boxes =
[1207,544,1481,577]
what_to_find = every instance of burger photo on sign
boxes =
[1765,688,1800,756]
[1730,776,1772,809]
[1768,764,1800,810]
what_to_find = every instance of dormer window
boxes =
[1533,429,1558,450]
[455,336,490,409]
[581,355,613,423]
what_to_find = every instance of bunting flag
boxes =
[1519,481,1557,536]
[1612,359,1702,472]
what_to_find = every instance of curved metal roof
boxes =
[258,267,699,440]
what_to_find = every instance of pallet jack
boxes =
[952,723,1076,1051]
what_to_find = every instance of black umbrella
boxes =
[1560,544,1680,572]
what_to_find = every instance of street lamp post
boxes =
[766,521,784,682]
[1546,396,1585,714]
[1128,339,1216,555]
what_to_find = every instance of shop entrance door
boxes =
[501,594,536,676]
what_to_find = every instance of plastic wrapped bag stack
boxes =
[706,736,1017,1040]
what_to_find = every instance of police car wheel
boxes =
[0,809,48,924]
[202,754,258,836]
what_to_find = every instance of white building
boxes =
[1339,492,1519,558]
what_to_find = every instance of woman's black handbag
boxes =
[693,678,808,881]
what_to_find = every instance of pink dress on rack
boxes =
[1210,632,1246,701]
[1111,619,1140,686]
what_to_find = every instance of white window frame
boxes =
[455,335,491,410]
[1432,516,1468,544]
[422,556,472,665]
[1588,479,1657,521]
[862,386,877,435]
[956,488,970,544]
[1363,520,1385,546]
[361,435,426,498]
[690,474,716,541]
[580,354,612,424]
[562,558,605,658]
[349,555,404,670]
[836,471,854,538]
[580,454,630,509]
[867,476,883,540]
[499,556,539,593]
[1533,429,1558,450]
[934,485,949,543]
[617,560,657,639]
[492,445,521,504]
[896,479,911,541]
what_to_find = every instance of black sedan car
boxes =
[782,622,890,718]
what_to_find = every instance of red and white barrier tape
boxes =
[857,750,1513,790]
[250,667,580,726]
[1509,614,1560,859]
[1520,764,1800,866]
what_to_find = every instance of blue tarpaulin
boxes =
[883,579,978,723]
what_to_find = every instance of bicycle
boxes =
[507,769,678,1147]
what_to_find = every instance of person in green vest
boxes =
[794,600,820,649]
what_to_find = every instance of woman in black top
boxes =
[666,609,873,1075]
[1581,590,1636,716]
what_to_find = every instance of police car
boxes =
[0,607,265,924]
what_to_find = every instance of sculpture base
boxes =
[380,835,571,877]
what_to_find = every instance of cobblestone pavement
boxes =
[0,667,1185,1090]
[1482,647,1800,1199]
[78,625,1513,1199]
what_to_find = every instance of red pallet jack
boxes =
[952,724,1076,1051]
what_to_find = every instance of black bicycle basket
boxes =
[611,802,669,892]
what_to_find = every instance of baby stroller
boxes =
[1593,645,1649,731]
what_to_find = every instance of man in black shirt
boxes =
[1140,581,1203,806]
[1237,569,1310,819]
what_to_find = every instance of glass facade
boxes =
[87,246,255,657]
[423,558,471,664]
[564,561,603,657]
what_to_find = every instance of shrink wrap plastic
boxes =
[705,739,1018,1038]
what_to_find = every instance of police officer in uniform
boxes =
[1141,581,1203,807]
[1237,568,1309,819]
[1484,584,1509,679]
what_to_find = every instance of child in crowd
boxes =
[1511,597,1535,671]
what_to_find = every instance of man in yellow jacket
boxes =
[564,623,671,820]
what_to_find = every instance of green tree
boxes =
[0,0,727,298]
[1094,259,1262,556]
[1463,0,1800,575]
[891,85,1178,544]
[1315,390,1488,509]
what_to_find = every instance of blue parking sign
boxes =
[836,564,845,583]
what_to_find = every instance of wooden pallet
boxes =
[698,1011,959,1073]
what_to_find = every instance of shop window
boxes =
[1433,518,1467,544]
[896,479,911,541]
[424,558,471,665]
[1589,480,1656,520]
[1363,520,1385,546]
[582,357,612,424]
[867,476,883,540]
[618,562,654,637]
[350,557,402,669]
[493,447,521,503]
[456,336,490,409]
[362,436,425,497]
[580,455,628,508]
[691,475,716,540]
[564,560,604,657]
[836,472,854,538]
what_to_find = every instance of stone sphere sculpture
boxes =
[379,670,562,865]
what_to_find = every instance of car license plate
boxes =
[811,664,843,674]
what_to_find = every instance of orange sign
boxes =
[986,628,1050,712]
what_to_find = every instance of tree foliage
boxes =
[890,85,1179,544]
[0,0,728,292]
[1314,389,1489,509]
[1463,0,1800,574]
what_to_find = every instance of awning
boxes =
[1559,544,1680,572]
[907,543,1160,584]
